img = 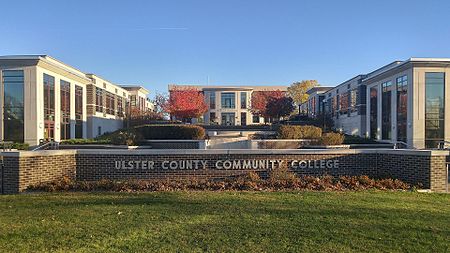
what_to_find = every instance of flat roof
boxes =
[169,84,288,91]
[0,55,90,81]
[306,86,334,95]
[120,85,150,94]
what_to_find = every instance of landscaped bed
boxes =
[0,191,448,252]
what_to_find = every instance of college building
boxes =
[0,55,153,145]
[168,85,288,125]
[303,58,450,149]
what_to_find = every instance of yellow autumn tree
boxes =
[287,80,320,105]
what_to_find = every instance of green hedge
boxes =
[277,125,322,139]
[134,125,205,140]
[10,142,29,150]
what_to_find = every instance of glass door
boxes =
[221,113,235,126]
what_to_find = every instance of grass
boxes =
[0,191,449,252]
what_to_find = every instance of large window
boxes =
[95,87,103,113]
[221,112,235,125]
[3,70,24,142]
[221,92,235,109]
[44,74,55,140]
[425,73,445,148]
[241,112,247,126]
[75,85,83,138]
[209,92,216,109]
[117,97,124,117]
[350,89,357,113]
[331,96,337,117]
[370,87,378,139]
[60,80,71,140]
[310,96,316,116]
[396,76,408,142]
[209,112,216,124]
[381,81,392,140]
[105,92,115,115]
[240,92,247,109]
[340,92,349,115]
[253,115,260,123]
[318,95,325,114]
[335,95,340,119]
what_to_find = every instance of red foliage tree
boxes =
[166,87,208,121]
[250,90,285,118]
[266,96,294,119]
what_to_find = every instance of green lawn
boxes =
[0,192,449,252]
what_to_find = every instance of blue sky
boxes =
[1,0,450,97]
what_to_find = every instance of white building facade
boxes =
[0,55,153,145]
[169,85,288,125]
[305,58,450,149]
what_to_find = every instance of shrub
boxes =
[134,124,205,140]
[269,167,297,183]
[27,175,414,193]
[110,129,143,145]
[11,142,29,150]
[277,125,322,139]
[318,132,345,146]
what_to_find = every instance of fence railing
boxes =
[438,141,450,150]
[393,141,411,149]
[31,139,60,151]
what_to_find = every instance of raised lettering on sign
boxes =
[114,159,340,170]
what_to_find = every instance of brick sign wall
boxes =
[1,149,448,193]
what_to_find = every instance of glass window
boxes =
[340,92,349,115]
[117,97,124,117]
[350,89,357,113]
[44,74,55,140]
[370,87,378,139]
[3,70,24,142]
[60,80,71,140]
[209,112,216,124]
[75,85,83,138]
[425,73,445,148]
[130,95,137,107]
[253,115,260,123]
[221,112,235,125]
[105,92,115,115]
[95,87,103,113]
[335,95,340,119]
[209,92,215,109]
[381,81,392,140]
[241,112,247,126]
[240,92,247,109]
[396,76,408,142]
[221,92,235,109]
[331,96,337,117]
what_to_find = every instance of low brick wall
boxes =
[1,151,77,194]
[1,149,448,193]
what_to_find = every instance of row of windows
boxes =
[207,92,249,109]
[369,74,446,148]
[95,87,128,116]
[208,112,252,125]
[327,88,361,118]
[43,73,84,140]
